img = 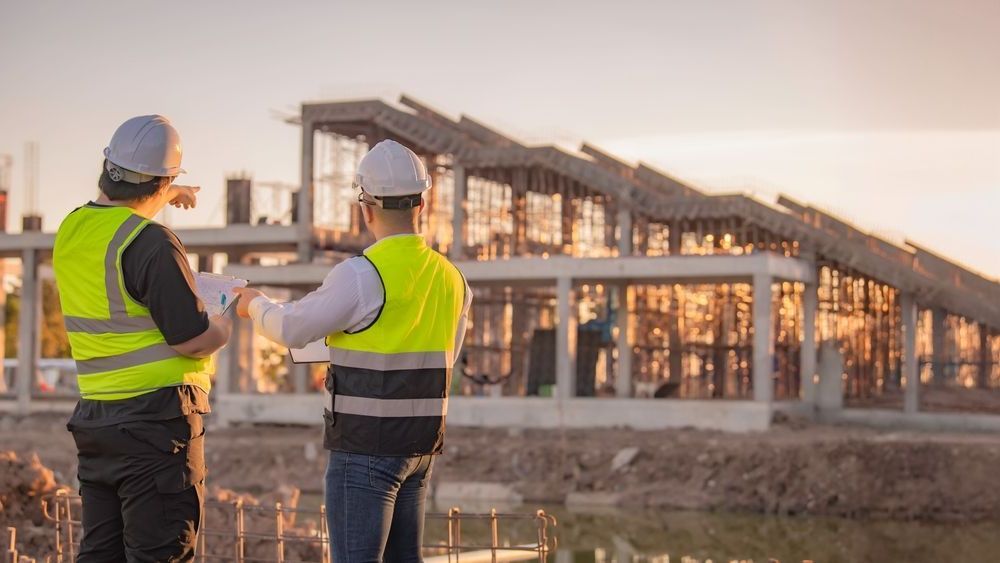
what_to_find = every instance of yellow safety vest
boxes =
[325,234,466,455]
[53,204,213,401]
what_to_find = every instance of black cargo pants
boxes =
[70,413,206,563]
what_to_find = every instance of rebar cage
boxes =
[25,491,556,563]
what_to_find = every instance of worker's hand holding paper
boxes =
[194,272,248,316]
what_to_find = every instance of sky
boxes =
[0,0,997,276]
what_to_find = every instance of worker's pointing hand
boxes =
[168,185,200,210]
[233,287,265,319]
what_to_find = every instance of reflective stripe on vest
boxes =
[75,342,180,375]
[63,315,158,334]
[324,234,466,455]
[333,395,448,418]
[53,205,213,401]
[327,349,452,371]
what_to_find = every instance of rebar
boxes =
[38,494,553,563]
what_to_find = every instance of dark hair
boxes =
[97,159,171,202]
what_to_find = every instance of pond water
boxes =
[296,495,1000,562]
[422,503,1000,563]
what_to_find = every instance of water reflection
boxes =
[425,503,1000,563]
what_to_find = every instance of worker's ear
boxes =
[361,203,374,224]
[417,198,426,215]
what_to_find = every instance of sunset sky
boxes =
[1,0,997,276]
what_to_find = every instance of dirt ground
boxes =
[4,412,1000,525]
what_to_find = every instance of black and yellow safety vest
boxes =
[324,234,466,456]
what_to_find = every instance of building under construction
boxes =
[1,95,999,432]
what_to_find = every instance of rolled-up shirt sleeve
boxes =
[247,257,381,348]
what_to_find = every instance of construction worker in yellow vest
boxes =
[53,115,233,562]
[234,139,472,562]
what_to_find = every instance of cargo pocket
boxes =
[153,430,207,494]
[120,415,207,492]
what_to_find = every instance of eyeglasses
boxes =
[355,184,381,208]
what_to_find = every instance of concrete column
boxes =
[292,363,309,394]
[616,207,632,257]
[668,289,683,386]
[614,283,632,398]
[978,324,991,389]
[0,261,7,394]
[450,165,466,261]
[668,220,682,256]
[214,331,232,396]
[17,249,39,415]
[752,273,773,402]
[901,292,919,414]
[298,120,315,263]
[197,253,213,274]
[221,315,254,395]
[800,282,818,404]
[931,307,947,385]
[555,276,576,399]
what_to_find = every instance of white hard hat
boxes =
[354,140,431,205]
[103,115,185,184]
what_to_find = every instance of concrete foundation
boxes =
[214,394,774,433]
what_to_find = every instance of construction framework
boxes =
[1,94,998,431]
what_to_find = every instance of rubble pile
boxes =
[0,451,66,558]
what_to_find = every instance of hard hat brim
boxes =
[103,147,186,177]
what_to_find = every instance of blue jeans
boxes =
[324,451,435,563]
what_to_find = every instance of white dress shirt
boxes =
[247,235,473,360]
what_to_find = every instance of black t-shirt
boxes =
[67,203,212,429]
[120,220,210,345]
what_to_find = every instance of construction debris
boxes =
[610,447,640,473]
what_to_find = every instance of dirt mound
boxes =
[436,427,1000,521]
[6,414,1000,524]
[202,486,326,562]
[0,451,69,558]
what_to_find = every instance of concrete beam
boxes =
[213,394,774,432]
[225,252,817,288]
[0,224,302,258]
[752,273,774,403]
[831,408,1000,433]
[457,252,815,285]
[225,262,335,287]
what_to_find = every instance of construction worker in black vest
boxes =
[235,139,471,561]
[53,115,232,562]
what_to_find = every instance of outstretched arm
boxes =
[234,257,380,348]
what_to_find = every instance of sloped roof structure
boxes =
[299,95,999,328]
